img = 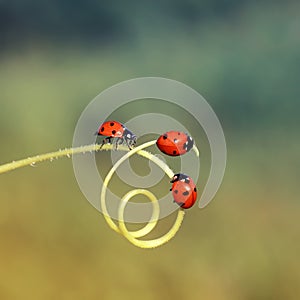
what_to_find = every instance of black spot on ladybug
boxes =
[183,191,189,196]
[112,130,116,135]
[194,187,197,192]
[178,132,181,135]
[173,150,177,155]
[163,134,168,139]
[173,138,178,143]
[110,122,114,126]
[174,190,178,194]
[101,127,104,132]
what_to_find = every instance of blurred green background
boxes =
[0,1,299,299]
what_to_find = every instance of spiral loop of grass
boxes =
[100,140,185,248]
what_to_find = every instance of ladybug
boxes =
[97,120,137,150]
[156,131,194,156]
[170,173,197,209]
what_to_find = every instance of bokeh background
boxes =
[0,1,299,299]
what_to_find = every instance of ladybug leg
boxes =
[99,138,106,149]
[99,137,110,149]
[115,137,123,150]
[130,138,136,148]
[115,138,119,149]
[125,138,132,150]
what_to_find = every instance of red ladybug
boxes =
[97,120,137,150]
[170,173,197,209]
[156,131,194,156]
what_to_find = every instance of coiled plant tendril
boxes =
[0,141,199,248]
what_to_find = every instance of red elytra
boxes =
[97,120,125,137]
[156,131,194,156]
[97,120,137,150]
[170,173,197,209]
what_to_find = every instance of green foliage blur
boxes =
[0,1,299,299]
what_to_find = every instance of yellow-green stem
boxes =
[0,144,126,174]
[0,141,199,249]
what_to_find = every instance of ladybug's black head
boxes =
[183,135,194,152]
[170,173,189,183]
[124,128,137,146]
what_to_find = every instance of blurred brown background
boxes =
[0,1,299,299]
